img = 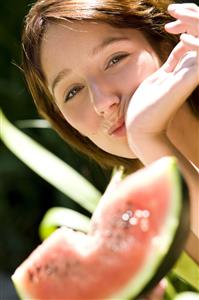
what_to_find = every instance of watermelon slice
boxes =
[12,157,190,299]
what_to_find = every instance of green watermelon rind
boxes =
[110,157,189,300]
[140,173,189,297]
[12,157,189,300]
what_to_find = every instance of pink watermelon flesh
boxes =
[12,157,189,299]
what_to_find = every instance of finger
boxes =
[168,3,199,13]
[168,6,199,24]
[165,19,187,35]
[166,51,198,95]
[162,41,190,72]
[180,33,199,50]
[180,34,199,67]
[150,52,198,131]
[167,3,199,37]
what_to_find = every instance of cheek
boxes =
[60,102,100,135]
[109,51,160,120]
[135,51,160,78]
[123,51,159,88]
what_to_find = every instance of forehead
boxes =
[41,20,129,57]
[40,21,132,81]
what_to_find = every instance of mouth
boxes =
[108,118,126,137]
[106,94,132,138]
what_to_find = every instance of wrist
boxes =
[127,131,170,165]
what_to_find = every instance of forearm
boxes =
[128,133,199,263]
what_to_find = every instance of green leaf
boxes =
[0,109,101,212]
[39,207,91,240]
[164,277,177,300]
[16,119,50,128]
[172,252,199,292]
[173,292,199,300]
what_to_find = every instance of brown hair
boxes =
[22,0,199,172]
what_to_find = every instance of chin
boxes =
[116,152,136,159]
[104,148,136,159]
[91,138,136,159]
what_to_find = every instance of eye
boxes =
[106,53,129,70]
[64,85,84,102]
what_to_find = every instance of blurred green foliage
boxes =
[0,0,110,274]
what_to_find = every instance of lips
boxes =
[108,117,126,137]
[106,95,132,137]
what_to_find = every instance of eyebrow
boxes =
[51,68,71,95]
[51,36,130,94]
[92,36,130,56]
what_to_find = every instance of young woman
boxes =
[22,0,199,282]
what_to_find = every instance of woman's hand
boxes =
[165,2,199,66]
[125,2,199,150]
[125,50,198,141]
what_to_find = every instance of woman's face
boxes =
[41,21,161,158]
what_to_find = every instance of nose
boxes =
[90,82,120,117]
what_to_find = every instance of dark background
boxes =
[0,1,110,298]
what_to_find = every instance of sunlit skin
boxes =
[41,21,198,165]
[41,21,162,158]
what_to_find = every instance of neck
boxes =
[167,102,199,169]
